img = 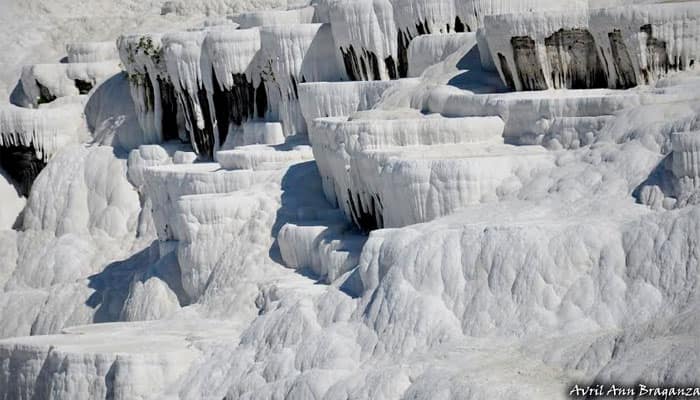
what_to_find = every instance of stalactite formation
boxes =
[0,144,46,197]
[640,24,670,84]
[341,45,394,81]
[454,16,467,33]
[346,189,381,232]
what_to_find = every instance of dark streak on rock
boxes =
[397,32,411,79]
[544,28,606,89]
[510,36,547,90]
[497,53,515,90]
[158,78,180,141]
[608,30,637,89]
[340,45,399,81]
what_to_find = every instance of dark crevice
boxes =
[397,32,411,79]
[142,73,156,111]
[158,78,179,141]
[36,81,56,105]
[74,79,93,95]
[385,56,398,80]
[0,144,46,197]
[346,189,381,233]
[290,75,299,99]
[340,45,398,81]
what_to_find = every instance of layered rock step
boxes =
[298,79,420,128]
[140,162,283,241]
[216,142,313,170]
[407,32,476,77]
[309,111,555,229]
[423,86,641,145]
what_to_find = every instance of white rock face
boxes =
[408,33,475,77]
[232,6,316,28]
[298,79,420,128]
[259,23,345,136]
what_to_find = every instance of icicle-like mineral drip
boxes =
[0,104,85,195]
[329,0,400,80]
[163,30,216,158]
[590,3,700,88]
[259,23,344,136]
